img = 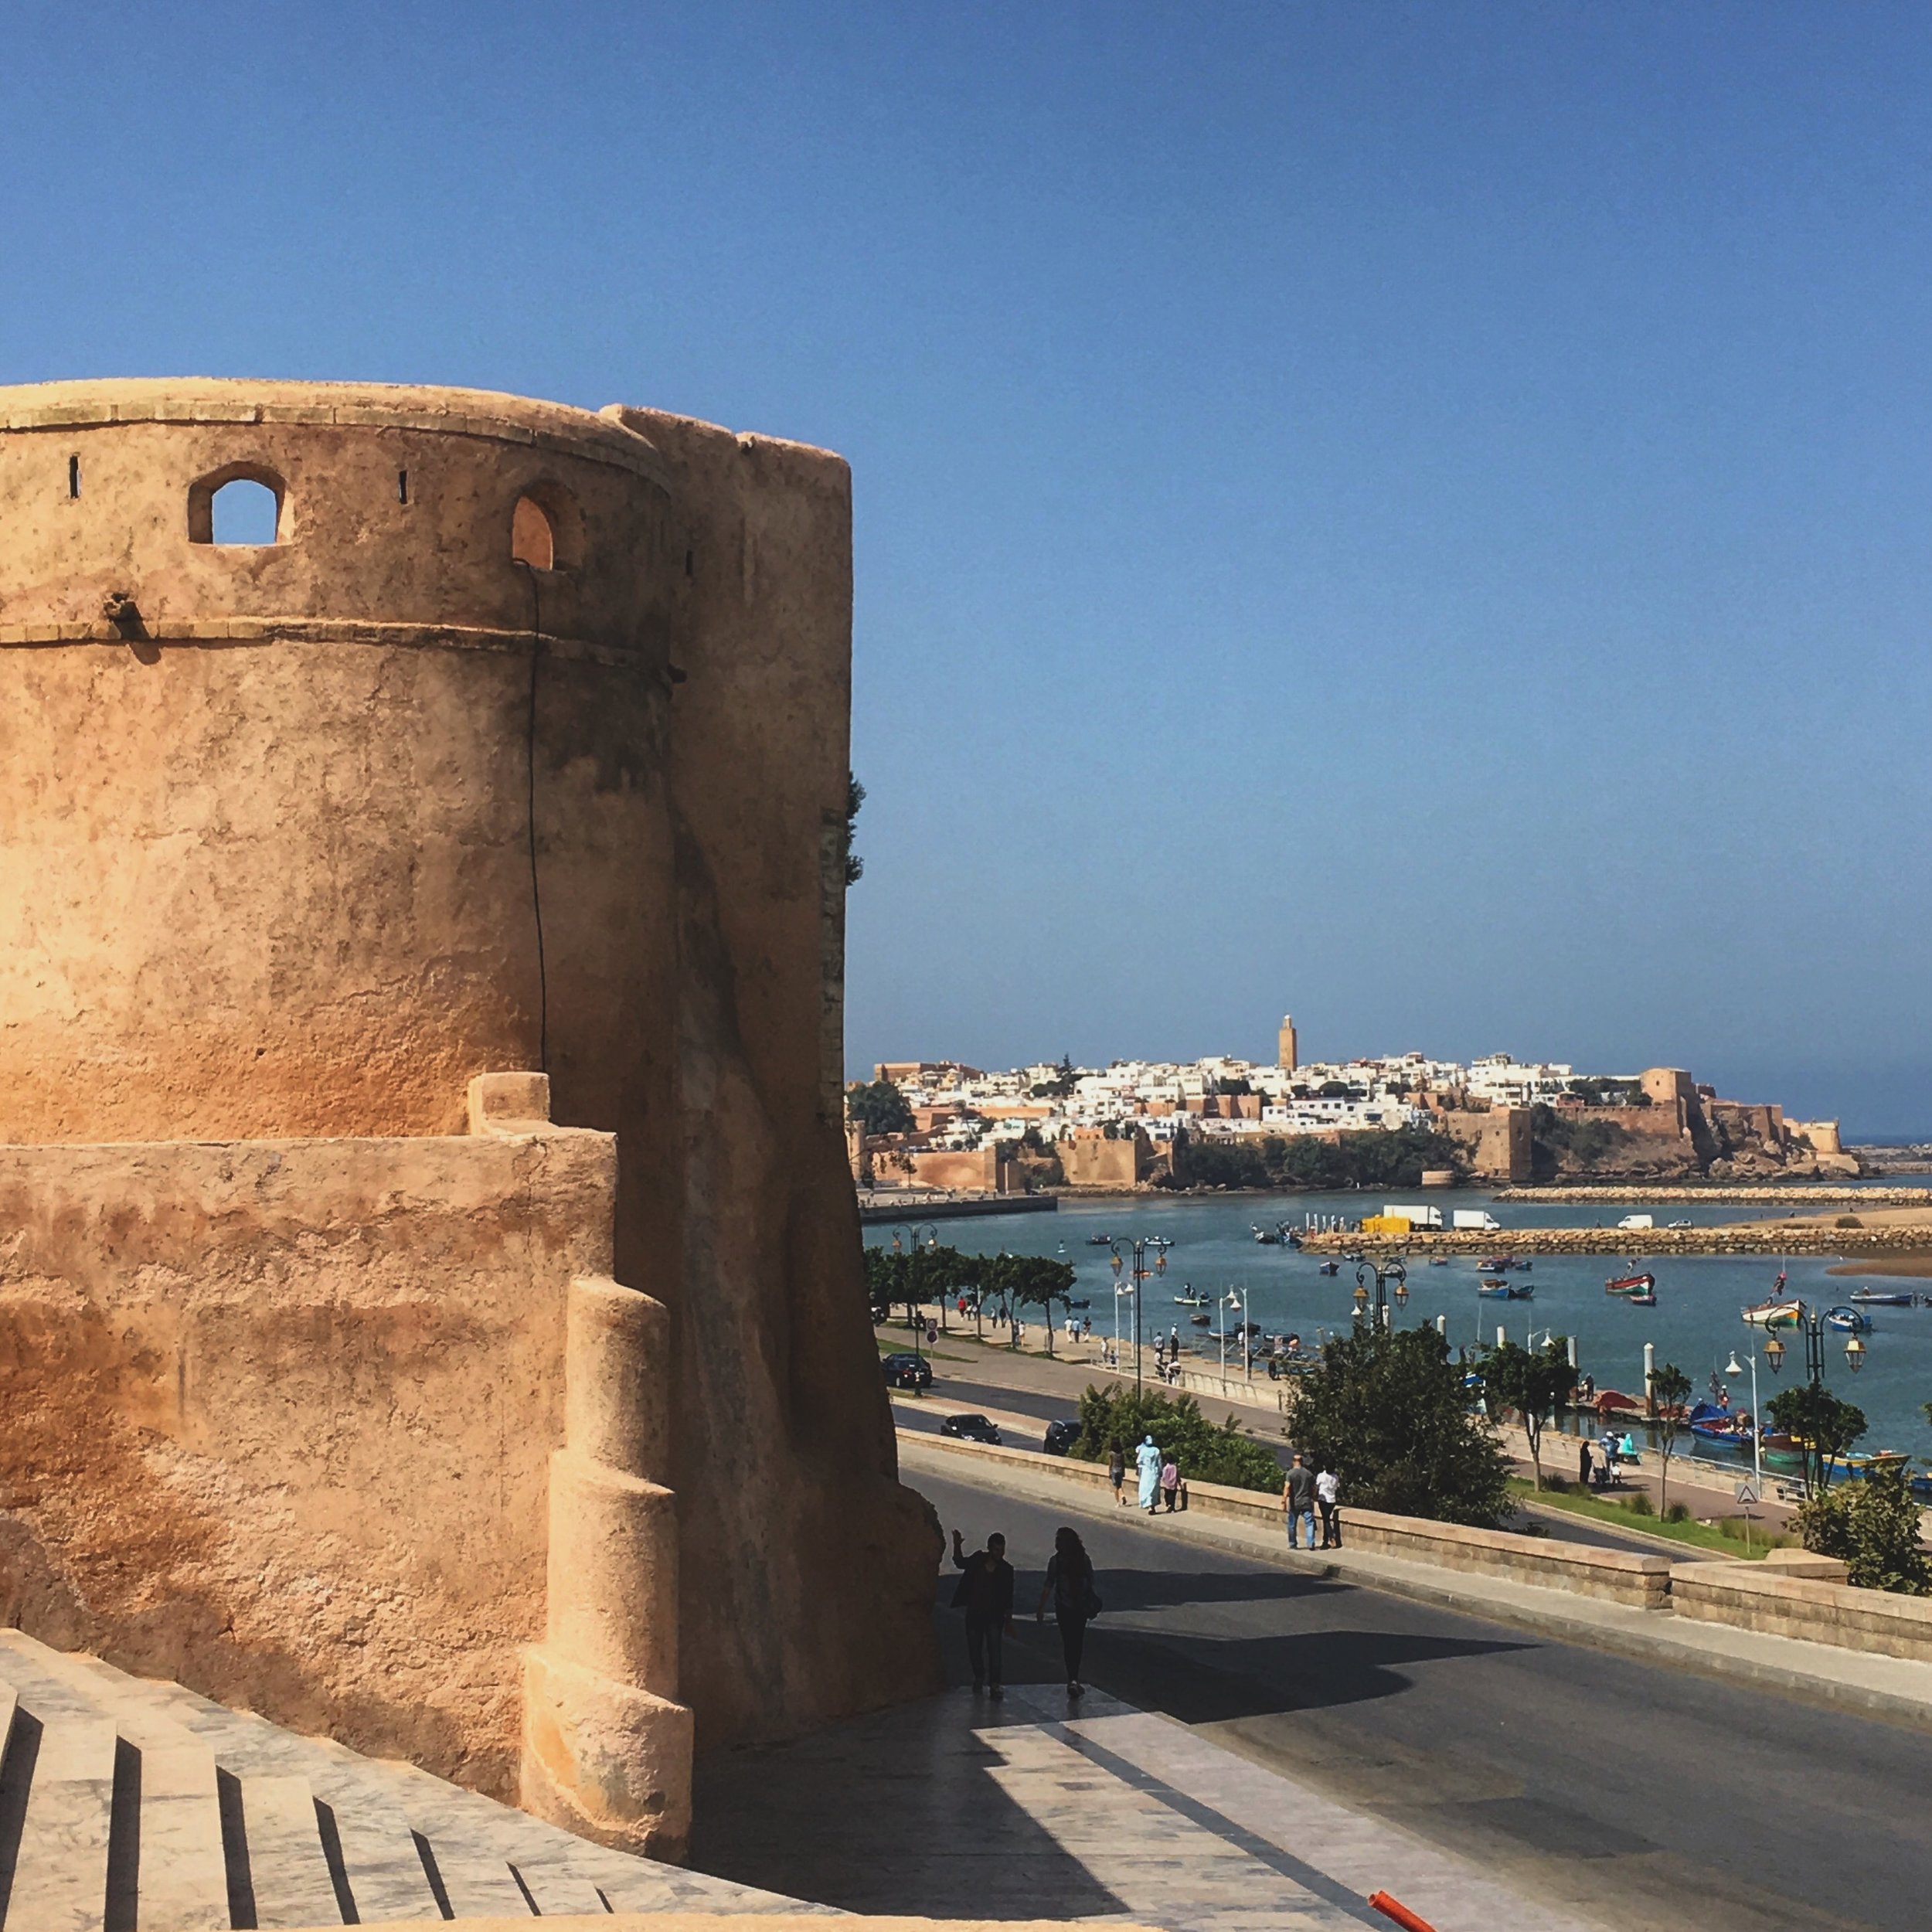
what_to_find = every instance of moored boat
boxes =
[1478,1279,1533,1300]
[1742,1296,1804,1328]
[1823,1305,1873,1334]
[1848,1287,1914,1307]
[1606,1271,1655,1297]
[1318,1260,1340,1276]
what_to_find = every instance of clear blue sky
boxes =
[5,5,1927,1133]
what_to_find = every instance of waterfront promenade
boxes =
[1298,1220,1932,1257]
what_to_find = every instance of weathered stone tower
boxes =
[0,379,940,1855]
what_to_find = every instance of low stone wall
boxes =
[1670,1562,1932,1662]
[903,1434,1669,1610]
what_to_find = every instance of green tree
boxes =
[1071,1385,1282,1492]
[1766,1383,1868,1496]
[1002,1254,1077,1355]
[863,1245,902,1324]
[840,773,866,885]
[1795,1460,1930,1594]
[1648,1362,1693,1519]
[1478,1337,1577,1492]
[1288,1326,1512,1526]
[846,1077,913,1136]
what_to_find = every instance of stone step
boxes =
[240,1773,344,1930]
[5,1713,117,1932]
[321,1787,441,1924]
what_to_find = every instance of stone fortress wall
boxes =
[0,379,941,1858]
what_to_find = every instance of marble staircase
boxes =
[0,1631,815,1929]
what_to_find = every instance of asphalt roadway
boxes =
[909,1461,1932,1932]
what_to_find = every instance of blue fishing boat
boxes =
[1478,1279,1533,1300]
[1848,1287,1914,1307]
[1824,1305,1873,1334]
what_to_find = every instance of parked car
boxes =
[1042,1419,1080,1456]
[939,1413,1001,1444]
[881,1352,933,1390]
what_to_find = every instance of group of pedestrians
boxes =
[1281,1451,1342,1549]
[1578,1430,1638,1492]
[1105,1436,1185,1512]
[950,1523,1100,1699]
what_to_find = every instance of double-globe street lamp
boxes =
[889,1222,940,1366]
[1351,1257,1409,1331]
[1109,1236,1166,1396]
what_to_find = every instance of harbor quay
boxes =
[1495,1184,1932,1207]
[1298,1223,1932,1257]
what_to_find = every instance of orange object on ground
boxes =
[1368,1893,1437,1932]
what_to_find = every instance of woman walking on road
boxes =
[1108,1441,1127,1504]
[1036,1525,1100,1697]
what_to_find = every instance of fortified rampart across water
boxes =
[0,379,940,1857]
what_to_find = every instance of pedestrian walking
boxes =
[1282,1452,1318,1550]
[1108,1441,1126,1505]
[1578,1438,1593,1488]
[1134,1434,1162,1512]
[1036,1525,1100,1697]
[1316,1464,1341,1548]
[950,1527,1015,1699]
[1160,1455,1180,1512]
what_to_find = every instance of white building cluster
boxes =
[876,1048,1590,1150]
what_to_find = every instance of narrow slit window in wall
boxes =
[67,456,80,499]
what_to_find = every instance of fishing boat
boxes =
[1428,1257,1450,1267]
[1606,1271,1655,1297]
[1849,1287,1915,1307]
[1475,1255,1516,1274]
[1843,1450,1910,1479]
[1478,1279,1533,1300]
[1173,1291,1209,1308]
[1623,1288,1658,1307]
[1318,1260,1340,1276]
[1086,1233,1113,1247]
[1189,1311,1212,1327]
[1251,1226,1281,1244]
[1823,1305,1873,1334]
[1687,1402,1753,1447]
[1760,1430,1806,1471]
[1742,1295,1804,1328]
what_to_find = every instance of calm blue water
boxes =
[868,1189,1932,1461]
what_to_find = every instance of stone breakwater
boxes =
[1299,1225,1932,1257]
[1493,1185,1932,1206]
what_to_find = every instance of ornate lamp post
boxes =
[1352,1257,1407,1331]
[889,1222,940,1365]
[1110,1237,1163,1395]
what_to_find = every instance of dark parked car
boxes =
[939,1413,1002,1444]
[882,1352,933,1390]
[1042,1419,1080,1456]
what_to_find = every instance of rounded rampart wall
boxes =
[0,379,676,1141]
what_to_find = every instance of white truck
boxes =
[1383,1203,1444,1229]
[1616,1213,1655,1231]
[1452,1209,1502,1231]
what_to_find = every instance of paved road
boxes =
[908,1461,1932,1932]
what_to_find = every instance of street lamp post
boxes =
[1725,1346,1764,1502]
[1352,1257,1407,1332]
[1110,1237,1159,1396]
[890,1222,940,1366]
[1757,1298,1867,1493]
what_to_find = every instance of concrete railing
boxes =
[900,1432,1670,1611]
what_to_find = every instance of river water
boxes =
[866,1185,1932,1462]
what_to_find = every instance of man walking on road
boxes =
[1282,1452,1318,1550]
[950,1527,1015,1699]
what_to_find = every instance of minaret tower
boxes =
[1277,1014,1298,1072]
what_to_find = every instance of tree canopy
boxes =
[1287,1325,1511,1526]
[847,1077,913,1136]
[1071,1385,1282,1492]
[1165,1125,1468,1192]
[1478,1337,1576,1492]
[1797,1460,1930,1594]
[1765,1382,1867,1495]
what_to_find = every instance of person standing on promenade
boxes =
[1108,1441,1127,1504]
[1134,1434,1162,1512]
[950,1527,1015,1699]
[1036,1525,1099,1697]
[1160,1454,1180,1512]
[1578,1437,1593,1488]
[1282,1452,1318,1549]
[1315,1463,1341,1548]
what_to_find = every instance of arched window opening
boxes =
[210,478,281,546]
[188,466,287,546]
[511,495,556,571]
